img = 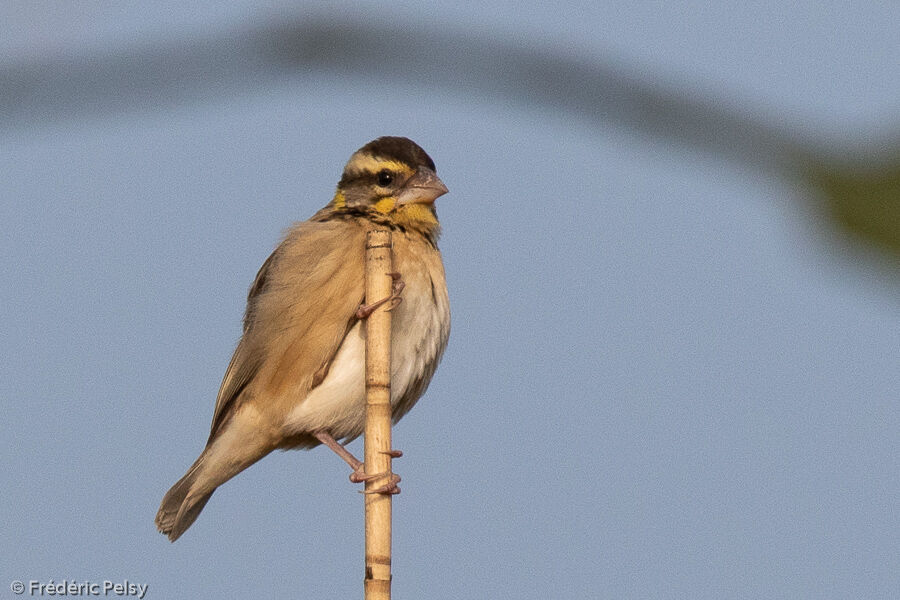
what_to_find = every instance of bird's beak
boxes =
[396,167,449,205]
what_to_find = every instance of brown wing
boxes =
[205,257,274,442]
[207,218,366,442]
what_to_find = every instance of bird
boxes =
[155,136,451,542]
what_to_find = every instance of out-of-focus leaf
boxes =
[803,158,900,258]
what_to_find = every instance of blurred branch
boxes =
[2,14,897,260]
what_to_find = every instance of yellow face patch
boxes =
[373,199,437,232]
[374,197,396,213]
[394,203,439,229]
[332,189,346,209]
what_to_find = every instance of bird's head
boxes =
[331,137,448,239]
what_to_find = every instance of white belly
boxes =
[283,249,450,441]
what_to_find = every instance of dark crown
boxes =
[357,137,436,172]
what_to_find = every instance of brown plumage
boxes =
[156,137,450,541]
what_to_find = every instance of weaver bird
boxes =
[155,137,450,541]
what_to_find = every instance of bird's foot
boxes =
[349,449,403,494]
[350,469,402,495]
[314,431,402,495]
[355,272,405,318]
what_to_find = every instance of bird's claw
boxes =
[350,469,402,495]
[384,272,405,312]
[355,272,405,318]
[315,430,402,495]
[364,473,402,495]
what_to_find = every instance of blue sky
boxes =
[2,3,898,599]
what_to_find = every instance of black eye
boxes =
[376,170,393,187]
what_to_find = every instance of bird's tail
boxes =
[155,453,215,542]
[156,414,273,541]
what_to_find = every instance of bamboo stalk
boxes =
[363,229,394,600]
